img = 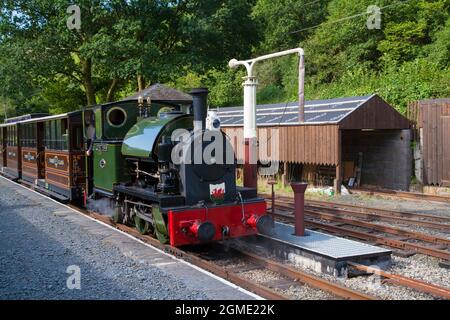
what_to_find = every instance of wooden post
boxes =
[282,162,288,186]
[334,130,342,195]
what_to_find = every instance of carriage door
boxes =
[37,122,45,179]
[70,122,86,191]
[442,116,450,186]
[1,128,5,167]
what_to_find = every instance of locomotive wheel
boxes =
[134,215,150,235]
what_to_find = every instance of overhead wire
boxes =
[290,0,414,34]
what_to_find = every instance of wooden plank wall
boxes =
[414,99,450,185]
[443,116,450,186]
[341,95,410,130]
[0,128,4,167]
[222,124,339,166]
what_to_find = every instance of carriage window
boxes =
[21,123,37,148]
[6,126,17,147]
[71,126,83,151]
[44,119,69,151]
[61,119,68,150]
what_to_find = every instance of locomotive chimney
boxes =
[190,88,209,132]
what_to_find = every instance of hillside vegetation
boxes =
[0,0,449,119]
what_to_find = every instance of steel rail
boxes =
[262,193,450,224]
[307,210,450,246]
[305,198,450,224]
[306,206,450,232]
[10,174,446,300]
[274,202,450,246]
[270,197,450,231]
[82,210,289,300]
[14,180,362,301]
[12,181,289,300]
[234,248,376,300]
[352,188,450,204]
[347,262,450,299]
[80,209,376,300]
[273,212,450,261]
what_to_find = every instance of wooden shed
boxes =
[218,94,412,192]
[407,99,450,186]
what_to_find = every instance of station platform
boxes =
[246,222,392,277]
[0,176,258,300]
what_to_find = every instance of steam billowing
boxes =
[86,198,114,217]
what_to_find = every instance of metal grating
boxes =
[216,95,373,126]
[265,222,391,259]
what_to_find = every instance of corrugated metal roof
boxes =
[3,113,49,124]
[0,111,81,127]
[20,111,81,123]
[216,95,374,126]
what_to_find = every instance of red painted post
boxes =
[290,182,308,236]
[244,137,258,189]
[268,179,276,216]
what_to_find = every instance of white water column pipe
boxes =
[229,48,306,136]
[228,48,305,188]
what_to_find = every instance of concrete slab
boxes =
[244,222,392,277]
[269,222,391,259]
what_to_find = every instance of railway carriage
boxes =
[19,118,45,186]
[0,126,5,168]
[38,112,86,203]
[1,121,21,180]
[0,114,47,180]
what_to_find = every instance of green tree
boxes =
[252,0,330,52]
[0,0,258,114]
[424,17,450,67]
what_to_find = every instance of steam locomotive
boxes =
[0,86,271,247]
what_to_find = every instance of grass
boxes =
[257,177,294,196]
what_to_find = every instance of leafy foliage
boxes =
[0,0,257,116]
[0,0,448,117]
[250,0,450,113]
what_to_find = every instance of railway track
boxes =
[306,199,450,224]
[75,207,379,300]
[272,207,450,261]
[13,180,375,300]
[227,238,450,300]
[352,188,450,204]
[82,208,450,300]
[347,262,450,300]
[268,194,450,231]
[75,208,286,300]
[10,181,450,300]
[262,193,450,260]
[273,202,450,246]
[229,248,374,300]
